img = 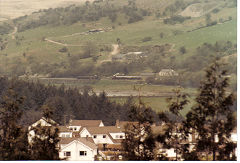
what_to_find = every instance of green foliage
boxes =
[0,22,13,35]
[122,99,156,160]
[0,88,30,160]
[59,47,68,53]
[185,60,236,160]
[141,37,152,42]
[29,105,60,160]
[157,88,190,161]
[164,16,191,25]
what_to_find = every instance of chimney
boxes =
[116,119,120,128]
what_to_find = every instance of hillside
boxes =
[0,0,237,112]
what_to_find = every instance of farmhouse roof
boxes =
[69,119,103,127]
[60,137,96,149]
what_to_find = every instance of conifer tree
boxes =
[157,87,190,161]
[29,105,60,160]
[122,99,155,160]
[185,60,236,160]
[0,89,29,160]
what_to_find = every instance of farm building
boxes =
[158,69,179,77]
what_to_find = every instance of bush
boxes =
[142,37,152,42]
[59,47,68,53]
[164,15,191,25]
[179,46,186,54]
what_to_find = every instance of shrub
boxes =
[59,47,68,53]
[142,37,152,42]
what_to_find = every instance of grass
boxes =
[109,96,196,116]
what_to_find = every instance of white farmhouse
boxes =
[59,137,97,161]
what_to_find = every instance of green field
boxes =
[109,96,195,116]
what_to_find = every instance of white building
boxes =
[80,126,125,145]
[68,119,104,132]
[59,126,73,138]
[59,137,97,161]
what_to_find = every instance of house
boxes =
[59,126,73,138]
[28,117,58,144]
[67,119,104,132]
[59,137,97,161]
[158,69,179,77]
[80,126,125,146]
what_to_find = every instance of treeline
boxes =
[0,77,158,126]
[0,22,13,35]
[13,0,151,32]
[163,15,191,25]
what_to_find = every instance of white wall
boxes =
[68,126,81,132]
[99,122,104,127]
[59,140,97,161]
[92,134,114,144]
[80,128,92,137]
[109,133,125,139]
[59,132,72,138]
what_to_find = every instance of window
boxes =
[61,134,65,137]
[93,135,97,138]
[103,135,106,138]
[120,135,123,139]
[116,135,119,138]
[79,151,87,156]
[66,134,70,138]
[74,127,77,131]
[64,151,71,157]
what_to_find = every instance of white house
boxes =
[59,137,97,161]
[68,119,104,132]
[80,126,125,145]
[59,126,73,138]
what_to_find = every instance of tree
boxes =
[0,88,30,160]
[156,87,190,161]
[29,105,60,160]
[185,60,236,160]
[122,99,155,160]
[179,46,186,54]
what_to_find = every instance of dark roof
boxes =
[60,137,96,149]
[69,120,103,127]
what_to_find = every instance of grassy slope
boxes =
[0,0,236,113]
